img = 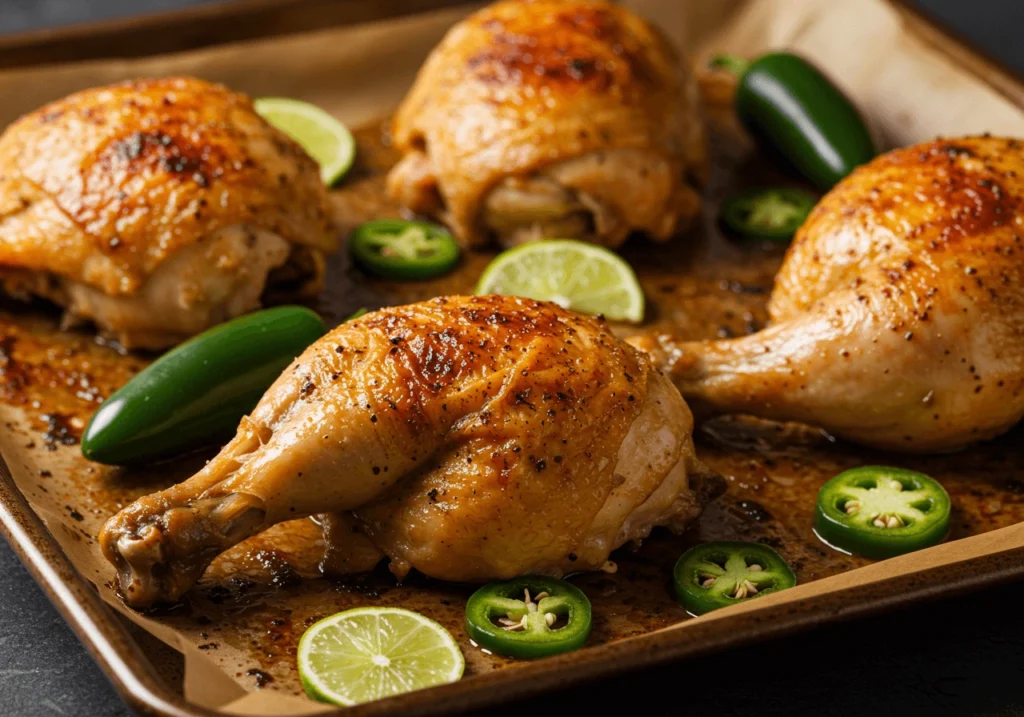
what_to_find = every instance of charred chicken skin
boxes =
[0,77,336,349]
[387,0,706,249]
[100,295,716,608]
[634,136,1024,452]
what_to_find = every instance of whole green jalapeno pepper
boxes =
[81,306,327,465]
[712,52,877,189]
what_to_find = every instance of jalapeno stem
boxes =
[709,53,750,76]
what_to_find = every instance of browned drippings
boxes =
[246,668,274,688]
[0,117,1020,699]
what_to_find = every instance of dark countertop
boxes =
[1,1,1023,715]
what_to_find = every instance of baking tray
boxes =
[0,1,1023,715]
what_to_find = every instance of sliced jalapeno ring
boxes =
[815,466,951,560]
[465,576,591,659]
[349,219,460,280]
[673,542,796,616]
[721,188,816,241]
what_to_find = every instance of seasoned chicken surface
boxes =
[387,0,706,249]
[100,295,717,607]
[634,136,1024,452]
[0,77,336,349]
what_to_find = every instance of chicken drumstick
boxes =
[634,136,1024,452]
[101,296,716,607]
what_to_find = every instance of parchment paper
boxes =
[0,1,1022,714]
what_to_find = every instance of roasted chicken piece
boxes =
[100,295,718,607]
[387,0,706,249]
[0,77,336,349]
[634,136,1024,452]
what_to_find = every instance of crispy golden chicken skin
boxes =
[0,77,336,349]
[100,295,718,607]
[634,136,1024,452]
[387,0,706,249]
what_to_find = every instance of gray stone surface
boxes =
[0,1,1022,715]
[0,0,223,35]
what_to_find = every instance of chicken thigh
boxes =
[387,0,706,249]
[0,77,336,349]
[634,136,1024,452]
[101,296,716,607]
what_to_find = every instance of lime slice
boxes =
[254,97,355,186]
[298,607,464,707]
[475,239,645,322]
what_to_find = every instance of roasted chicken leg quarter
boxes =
[101,296,718,607]
[387,0,706,249]
[0,77,337,349]
[634,136,1024,452]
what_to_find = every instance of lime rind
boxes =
[475,239,645,323]
[298,607,464,707]
[253,97,356,186]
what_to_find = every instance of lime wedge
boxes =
[254,97,355,186]
[475,240,645,322]
[298,607,464,707]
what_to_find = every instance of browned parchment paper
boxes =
[0,1,1023,714]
